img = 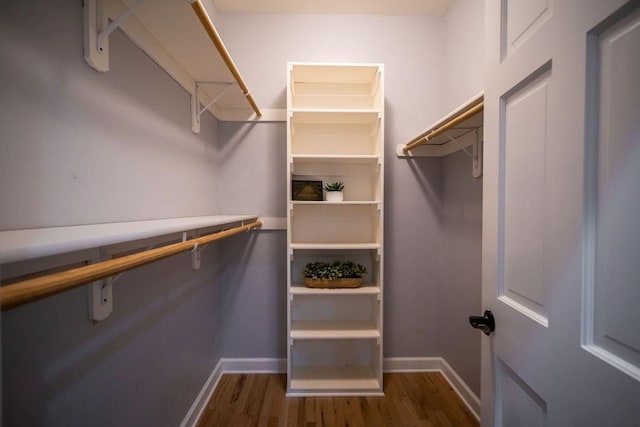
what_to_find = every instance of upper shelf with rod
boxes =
[84,0,283,131]
[0,215,262,319]
[396,92,484,178]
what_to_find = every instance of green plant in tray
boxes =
[302,260,366,279]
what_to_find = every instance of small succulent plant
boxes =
[324,182,344,192]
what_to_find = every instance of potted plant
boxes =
[324,182,344,202]
[302,260,367,288]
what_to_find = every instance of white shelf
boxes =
[291,201,380,206]
[290,366,381,393]
[290,108,381,115]
[291,154,380,164]
[291,321,380,339]
[290,285,380,295]
[0,215,258,264]
[290,243,380,250]
[84,0,268,124]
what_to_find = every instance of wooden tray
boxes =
[304,278,363,288]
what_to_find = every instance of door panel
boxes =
[501,0,552,60]
[483,0,640,425]
[585,4,640,382]
[500,65,551,325]
[496,358,547,427]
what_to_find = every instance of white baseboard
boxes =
[180,359,224,427]
[385,357,480,421]
[383,356,443,372]
[182,357,480,426]
[439,358,481,421]
[221,357,286,373]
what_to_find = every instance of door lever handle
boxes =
[469,310,495,336]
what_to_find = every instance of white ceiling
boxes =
[213,0,454,16]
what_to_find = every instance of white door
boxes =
[481,0,640,425]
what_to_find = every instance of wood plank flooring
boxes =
[197,373,479,427]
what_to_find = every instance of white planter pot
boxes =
[325,191,344,202]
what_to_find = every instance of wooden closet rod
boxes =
[402,101,484,153]
[0,220,262,311]
[189,0,262,117]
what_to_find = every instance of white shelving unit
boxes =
[286,62,384,396]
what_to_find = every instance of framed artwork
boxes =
[292,180,323,201]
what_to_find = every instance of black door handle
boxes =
[469,310,495,336]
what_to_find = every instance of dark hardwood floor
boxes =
[197,372,479,426]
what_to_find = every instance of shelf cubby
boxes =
[290,64,382,110]
[289,339,382,395]
[290,111,381,156]
[290,204,380,245]
[291,293,380,339]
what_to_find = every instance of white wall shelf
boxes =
[396,92,484,177]
[287,62,384,396]
[83,0,282,129]
[0,215,258,265]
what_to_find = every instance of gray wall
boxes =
[438,0,485,397]
[0,0,226,425]
[215,12,448,359]
[0,1,485,424]
[215,1,485,396]
[0,2,220,230]
[442,0,485,112]
[438,151,483,396]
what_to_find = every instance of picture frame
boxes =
[292,180,323,201]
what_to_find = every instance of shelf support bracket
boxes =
[191,82,236,133]
[84,0,146,72]
[192,243,201,270]
[442,130,483,178]
[188,231,211,270]
[88,249,119,322]
[443,131,474,159]
[97,0,146,53]
[472,130,483,178]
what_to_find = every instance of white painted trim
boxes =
[221,357,287,373]
[439,358,481,421]
[214,108,287,122]
[383,356,442,372]
[384,357,480,421]
[180,359,224,427]
[258,217,287,231]
[184,357,480,425]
